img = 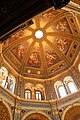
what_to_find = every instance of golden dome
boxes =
[2,8,80,79]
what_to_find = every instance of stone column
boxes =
[32,87,35,100]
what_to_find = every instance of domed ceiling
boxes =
[2,8,80,79]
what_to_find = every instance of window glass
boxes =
[9,79,15,93]
[1,77,6,87]
[68,82,77,93]
[64,76,77,94]
[36,91,41,100]
[9,76,15,93]
[25,90,31,99]
[1,67,8,76]
[58,85,67,98]
[1,76,8,88]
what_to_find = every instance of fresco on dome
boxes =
[56,38,72,55]
[11,40,32,62]
[27,47,41,68]
[3,30,24,50]
[45,48,61,67]
[38,8,59,22]
[52,18,71,33]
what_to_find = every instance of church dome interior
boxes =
[0,0,80,120]
[2,8,80,79]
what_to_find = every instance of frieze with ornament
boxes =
[19,102,50,108]
[48,61,67,76]
[24,67,44,76]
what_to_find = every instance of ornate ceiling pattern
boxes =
[2,8,80,79]
[0,102,10,120]
[64,106,80,120]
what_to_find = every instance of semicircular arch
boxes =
[21,110,52,120]
[0,100,12,120]
[62,103,80,120]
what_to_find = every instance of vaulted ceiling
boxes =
[2,8,80,79]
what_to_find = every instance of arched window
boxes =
[0,67,16,94]
[1,67,8,88]
[58,85,67,98]
[8,75,16,93]
[64,76,77,94]
[25,83,33,99]
[35,91,42,100]
[35,84,45,100]
[1,67,8,76]
[67,81,77,93]
[54,81,67,98]
[1,76,8,88]
[25,89,31,99]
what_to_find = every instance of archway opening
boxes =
[24,113,49,120]
[63,106,80,120]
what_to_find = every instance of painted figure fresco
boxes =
[28,49,41,68]
[56,38,71,54]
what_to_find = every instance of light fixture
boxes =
[35,30,43,39]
